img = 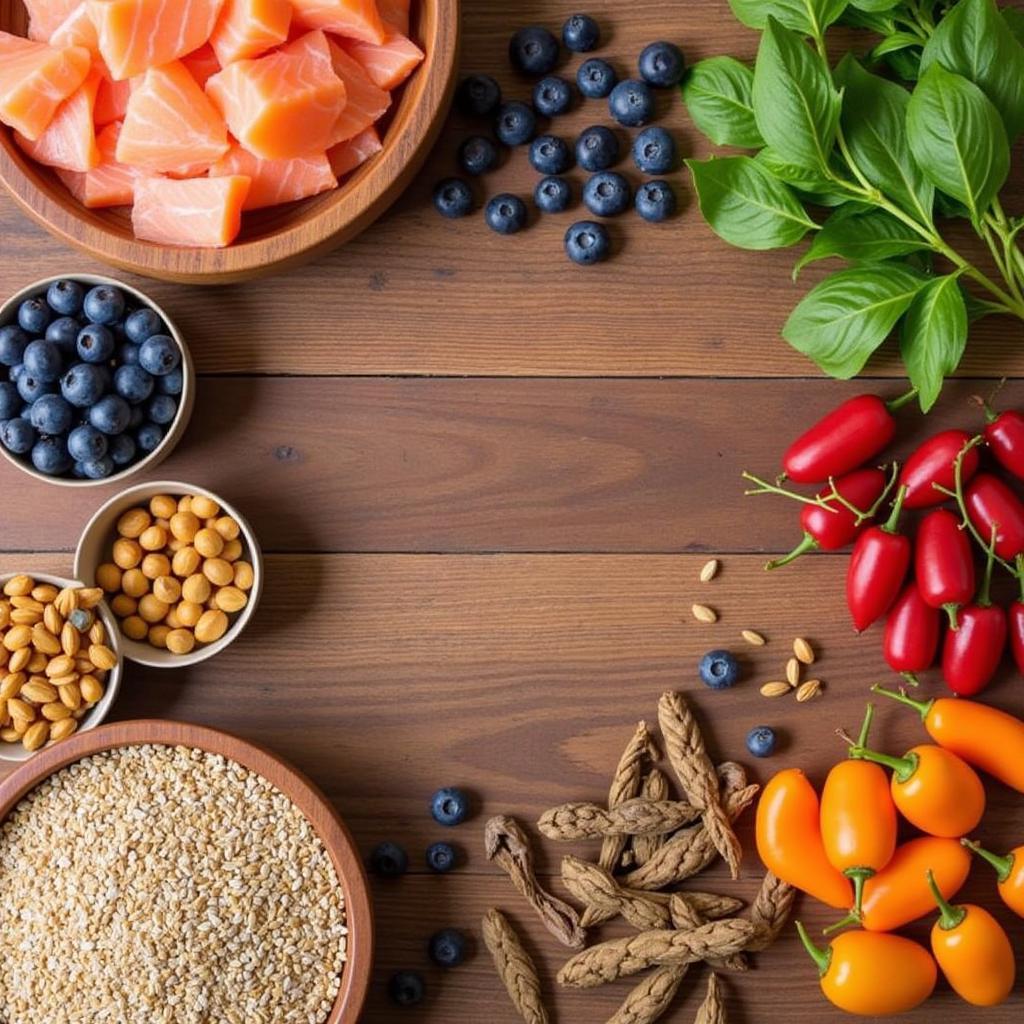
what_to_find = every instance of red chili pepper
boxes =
[846,487,911,632]
[899,430,980,509]
[766,468,887,570]
[915,509,976,629]
[884,581,941,680]
[965,474,1024,561]
[1008,565,1024,677]
[984,408,1024,481]
[783,394,905,484]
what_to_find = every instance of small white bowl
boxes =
[74,481,263,668]
[0,273,195,488]
[0,571,123,762]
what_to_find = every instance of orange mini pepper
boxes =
[756,768,853,910]
[963,838,1024,918]
[927,868,1015,1006]
[796,922,936,1017]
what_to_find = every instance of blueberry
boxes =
[67,423,108,462]
[60,362,108,408]
[633,126,676,174]
[9,364,25,383]
[388,971,425,1007]
[117,342,140,366]
[82,285,125,325]
[583,171,631,217]
[533,75,573,117]
[89,394,131,435]
[0,381,19,420]
[509,26,560,76]
[564,220,610,264]
[80,455,115,480]
[28,394,72,435]
[0,417,35,455]
[370,841,408,877]
[147,394,178,425]
[128,404,145,429]
[0,325,29,367]
[156,367,183,395]
[534,175,572,213]
[456,74,501,117]
[71,461,88,478]
[17,297,51,335]
[746,726,777,758]
[123,307,164,344]
[485,193,528,234]
[16,373,55,404]
[528,134,572,175]
[495,101,537,146]
[576,124,619,171]
[108,432,137,466]
[433,177,473,218]
[458,135,499,176]
[113,363,154,404]
[431,787,469,826]
[638,41,686,87]
[636,180,677,222]
[137,334,180,376]
[23,339,63,382]
[136,421,164,453]
[698,649,740,690]
[45,316,81,353]
[46,279,84,317]
[425,841,457,873]
[577,57,617,98]
[562,13,600,52]
[609,78,654,126]
[428,928,467,968]
[30,435,72,477]
[76,324,115,364]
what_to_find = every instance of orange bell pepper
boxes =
[964,839,1024,918]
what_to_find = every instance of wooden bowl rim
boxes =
[0,718,373,1023]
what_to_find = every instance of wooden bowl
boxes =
[0,719,373,1022]
[0,0,460,284]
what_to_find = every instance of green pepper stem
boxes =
[849,745,919,784]
[742,471,839,509]
[882,485,908,534]
[886,387,919,412]
[978,524,998,608]
[962,839,1015,883]
[871,683,934,721]
[856,703,875,749]
[943,602,962,631]
[926,868,966,930]
[822,911,859,936]
[845,867,874,917]
[1017,555,1024,602]
[765,532,819,571]
[795,921,832,976]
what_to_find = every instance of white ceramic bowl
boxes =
[0,571,123,762]
[0,273,195,487]
[74,481,263,668]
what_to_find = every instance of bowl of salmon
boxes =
[0,0,459,283]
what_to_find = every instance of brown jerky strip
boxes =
[632,769,670,867]
[746,870,796,952]
[482,909,550,1024]
[598,721,656,876]
[669,894,747,973]
[695,973,727,1024]
[605,965,689,1024]
[485,815,586,949]
[563,856,671,931]
[538,798,697,841]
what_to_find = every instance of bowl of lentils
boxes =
[0,274,194,485]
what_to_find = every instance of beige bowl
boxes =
[0,572,123,763]
[0,274,195,488]
[74,481,263,668]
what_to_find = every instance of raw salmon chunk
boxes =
[0,32,91,140]
[16,67,101,171]
[327,123,380,177]
[209,0,291,66]
[117,60,228,174]
[209,143,336,209]
[132,173,250,247]
[87,0,226,80]
[291,0,386,44]
[25,0,79,41]
[94,69,130,124]
[344,28,423,91]
[57,119,136,206]
[50,3,99,52]
[181,44,221,89]
[377,0,409,36]
[206,30,346,159]
[321,35,390,145]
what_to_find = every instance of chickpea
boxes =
[202,558,234,587]
[213,516,240,541]
[149,494,177,519]
[164,605,183,630]
[139,525,169,552]
[152,575,181,605]
[214,586,248,614]
[177,495,192,513]
[181,574,211,605]
[191,495,220,519]
[121,568,149,599]
[110,594,138,618]
[79,675,104,703]
[233,562,255,591]
[194,610,229,644]
[166,629,195,655]
[176,601,203,627]
[172,546,202,577]
[138,594,169,624]
[116,508,150,539]
[112,538,143,570]
[221,538,243,563]
[121,616,148,641]
[141,553,171,580]
[193,528,224,559]
[147,624,170,649]
[96,563,123,593]
[169,511,200,543]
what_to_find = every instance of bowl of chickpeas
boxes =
[73,482,263,668]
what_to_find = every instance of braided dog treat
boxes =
[746,871,796,952]
[563,856,672,931]
[669,894,747,973]
[539,798,697,841]
[695,973,727,1024]
[631,769,671,867]
[597,721,657,873]
[482,909,549,1024]
[605,964,690,1024]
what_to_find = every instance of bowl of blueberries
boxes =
[0,275,194,486]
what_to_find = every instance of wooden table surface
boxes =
[3,2,1024,1022]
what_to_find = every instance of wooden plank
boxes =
[1,0,1022,377]
[0,375,1015,553]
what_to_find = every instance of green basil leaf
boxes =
[885,47,922,81]
[849,0,901,11]
[687,155,817,250]
[794,209,930,276]
[1004,7,1024,44]
[921,0,1024,139]
[729,0,848,33]
[681,57,764,148]
[900,273,968,411]
[782,264,925,377]
[839,7,897,31]
[871,32,926,59]
[752,18,842,172]
[833,55,933,222]
[754,148,853,206]
[907,63,1010,225]
[964,289,1009,321]
[935,192,971,219]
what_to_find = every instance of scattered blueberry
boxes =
[495,101,537,146]
[137,334,180,376]
[46,279,84,317]
[433,177,474,218]
[136,421,164,453]
[529,134,572,175]
[636,180,677,222]
[428,928,467,968]
[426,841,457,873]
[485,193,528,234]
[148,394,178,425]
[80,455,115,479]
[82,285,125,325]
[746,726,777,758]
[45,316,81,353]
[61,362,107,408]
[67,423,108,462]
[431,787,469,826]
[534,175,572,213]
[30,435,72,477]
[583,171,632,216]
[638,41,686,87]
[456,74,501,117]
[113,364,154,404]
[156,367,183,395]
[123,307,163,344]
[117,342,140,366]
[23,340,63,383]
[370,841,409,877]
[533,75,573,117]
[28,394,72,435]
[76,324,115,364]
[698,649,740,690]
[562,13,600,52]
[564,220,610,264]
[88,394,131,435]
[633,126,676,174]
[458,135,499,176]
[17,297,51,335]
[108,432,136,466]
[0,381,19,420]
[0,417,35,455]
[388,971,425,1007]
[509,26,560,76]
[577,57,617,98]
[609,78,654,126]
[0,325,29,367]
[576,124,619,171]
[16,373,55,404]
